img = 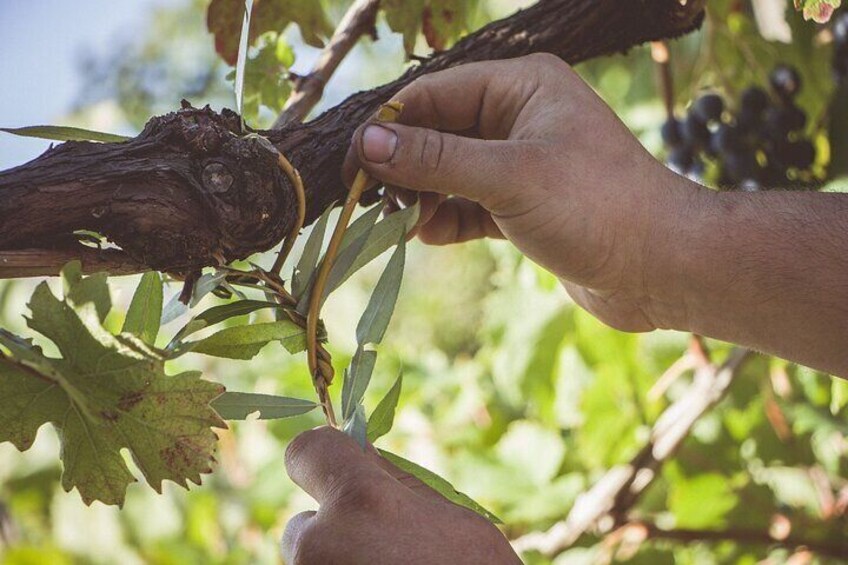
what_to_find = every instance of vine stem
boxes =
[305,101,403,428]
[271,153,307,274]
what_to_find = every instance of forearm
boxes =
[660,183,848,376]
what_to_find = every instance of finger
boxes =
[355,123,539,207]
[417,198,505,245]
[280,510,317,565]
[284,427,392,505]
[342,56,551,191]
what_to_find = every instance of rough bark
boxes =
[0,0,705,277]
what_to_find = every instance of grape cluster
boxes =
[662,65,816,190]
[833,11,848,83]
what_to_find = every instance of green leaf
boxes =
[356,236,406,346]
[367,373,403,443]
[234,0,254,120]
[208,0,332,65]
[170,299,283,346]
[337,203,419,290]
[61,261,111,323]
[341,346,378,420]
[378,450,502,524]
[292,204,334,299]
[342,403,368,449]
[0,282,224,507]
[668,472,739,529]
[123,272,163,345]
[297,203,419,314]
[211,392,317,420]
[793,0,841,22]
[183,320,307,360]
[338,203,384,255]
[831,379,848,415]
[0,125,131,143]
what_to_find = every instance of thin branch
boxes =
[628,520,848,561]
[512,348,753,557]
[272,0,380,128]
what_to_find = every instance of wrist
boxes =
[638,171,714,332]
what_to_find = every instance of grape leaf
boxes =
[208,0,332,65]
[382,0,476,54]
[378,449,502,524]
[212,392,317,420]
[367,373,403,443]
[62,260,111,322]
[123,272,163,345]
[0,125,131,143]
[0,269,225,507]
[794,0,841,22]
[356,236,406,346]
[181,319,308,360]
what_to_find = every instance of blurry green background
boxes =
[1,1,846,563]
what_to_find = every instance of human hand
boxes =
[281,427,520,565]
[344,53,704,332]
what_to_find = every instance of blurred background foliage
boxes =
[1,0,847,563]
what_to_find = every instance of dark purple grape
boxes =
[691,93,724,123]
[711,123,742,155]
[723,149,760,182]
[689,157,706,179]
[667,146,694,173]
[681,114,711,148]
[763,104,807,139]
[769,65,802,99]
[741,86,769,116]
[661,117,684,148]
[739,179,762,192]
[774,139,816,170]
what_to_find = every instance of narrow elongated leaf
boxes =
[123,272,163,345]
[342,403,368,449]
[367,373,403,443]
[341,346,377,420]
[170,299,282,345]
[183,320,306,359]
[331,203,419,293]
[338,203,383,254]
[190,272,229,307]
[1,125,131,143]
[235,0,254,121]
[212,392,317,420]
[295,221,376,314]
[378,450,502,524]
[356,237,406,346]
[292,204,334,299]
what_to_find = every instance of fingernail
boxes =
[362,125,397,163]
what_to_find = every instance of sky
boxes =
[0,0,175,169]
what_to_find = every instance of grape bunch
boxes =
[662,65,816,190]
[833,11,848,83]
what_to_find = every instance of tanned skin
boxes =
[281,54,848,564]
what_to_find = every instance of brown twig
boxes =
[303,101,402,428]
[271,153,306,274]
[272,0,380,128]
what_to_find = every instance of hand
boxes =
[344,53,703,332]
[281,427,520,565]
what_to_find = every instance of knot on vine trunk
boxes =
[0,105,299,274]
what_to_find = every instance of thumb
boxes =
[353,122,534,208]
